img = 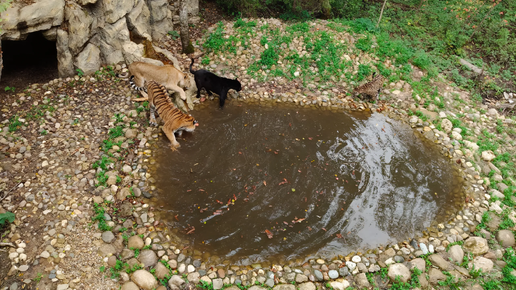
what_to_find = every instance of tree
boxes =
[179,0,194,54]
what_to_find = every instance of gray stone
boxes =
[97,17,128,65]
[463,237,489,255]
[56,29,75,77]
[102,231,115,243]
[64,2,93,55]
[329,280,350,290]
[448,245,464,264]
[313,269,323,281]
[103,0,135,24]
[388,263,410,283]
[75,43,101,76]
[127,0,152,40]
[167,259,177,269]
[1,0,65,40]
[496,230,515,248]
[338,267,349,277]
[328,270,338,279]
[131,269,158,290]
[138,249,158,267]
[265,278,274,287]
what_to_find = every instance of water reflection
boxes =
[152,102,462,264]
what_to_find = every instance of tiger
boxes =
[134,81,199,150]
[120,61,191,100]
[354,72,386,102]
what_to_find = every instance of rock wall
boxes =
[0,0,199,78]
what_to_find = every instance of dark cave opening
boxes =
[1,31,59,89]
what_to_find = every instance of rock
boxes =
[108,255,118,267]
[168,275,185,287]
[451,131,462,140]
[118,188,131,200]
[153,262,170,280]
[295,274,308,283]
[496,230,515,248]
[56,29,75,77]
[481,151,496,162]
[355,273,370,288]
[75,43,101,76]
[487,108,498,117]
[97,17,128,65]
[102,231,115,243]
[448,245,464,264]
[127,0,152,40]
[388,263,410,283]
[1,0,65,40]
[128,235,144,249]
[187,272,200,284]
[138,249,158,267]
[131,269,158,290]
[273,285,296,290]
[121,282,140,290]
[428,254,452,271]
[427,268,447,284]
[329,280,350,290]
[64,2,93,55]
[298,282,315,290]
[463,237,489,255]
[313,269,323,281]
[98,243,116,257]
[409,258,425,272]
[471,257,493,273]
[56,285,69,290]
[328,270,338,279]
[441,119,453,133]
[213,278,223,290]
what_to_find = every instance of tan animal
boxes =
[134,81,198,150]
[354,72,386,101]
[127,61,189,100]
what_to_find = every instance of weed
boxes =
[0,211,15,226]
[92,203,112,231]
[76,68,85,78]
[8,115,23,132]
[33,272,43,283]
[168,31,180,39]
[4,86,15,93]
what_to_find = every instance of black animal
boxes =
[190,58,242,108]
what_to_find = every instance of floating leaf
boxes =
[265,229,273,239]
[291,188,296,192]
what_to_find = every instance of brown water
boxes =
[152,101,463,264]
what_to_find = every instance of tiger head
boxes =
[177,116,199,133]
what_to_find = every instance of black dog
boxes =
[190,58,242,108]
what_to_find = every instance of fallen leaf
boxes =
[265,229,273,239]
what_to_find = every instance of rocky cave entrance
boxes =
[0,32,58,89]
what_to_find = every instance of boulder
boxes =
[1,0,65,40]
[131,269,158,290]
[496,230,515,248]
[463,237,489,255]
[103,0,136,24]
[64,2,93,55]
[127,0,152,40]
[448,245,464,264]
[75,43,101,75]
[388,263,410,283]
[97,17,130,65]
[56,29,75,77]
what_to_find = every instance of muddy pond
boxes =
[150,101,464,265]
